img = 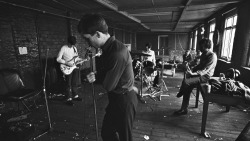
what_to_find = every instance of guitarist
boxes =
[56,36,82,106]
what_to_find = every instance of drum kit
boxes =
[131,51,166,102]
[132,52,154,79]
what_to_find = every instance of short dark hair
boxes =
[68,36,76,45]
[199,38,211,49]
[146,43,152,49]
[78,14,108,35]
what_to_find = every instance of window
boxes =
[189,32,193,49]
[209,22,216,51]
[221,14,237,61]
[248,42,250,67]
[193,30,198,50]
[200,26,205,38]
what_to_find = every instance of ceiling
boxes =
[1,0,244,33]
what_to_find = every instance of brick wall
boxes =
[0,4,81,89]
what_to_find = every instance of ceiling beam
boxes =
[173,0,193,31]
[118,0,239,11]
[143,21,198,25]
[119,4,184,11]
[130,12,172,17]
[191,0,239,6]
[114,21,199,26]
[93,0,150,30]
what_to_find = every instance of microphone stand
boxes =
[88,51,99,141]
[34,48,65,140]
[33,48,52,140]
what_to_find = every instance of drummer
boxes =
[142,43,156,67]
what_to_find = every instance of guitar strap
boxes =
[73,46,77,54]
[70,46,77,64]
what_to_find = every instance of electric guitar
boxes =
[60,52,101,75]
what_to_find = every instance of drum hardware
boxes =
[132,59,141,79]
[131,51,152,57]
[132,50,168,102]
[150,48,169,101]
[131,52,151,103]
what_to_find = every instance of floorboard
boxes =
[1,70,250,141]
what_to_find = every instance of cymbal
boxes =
[131,52,151,56]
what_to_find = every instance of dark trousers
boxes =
[179,74,209,110]
[65,69,81,99]
[101,90,138,141]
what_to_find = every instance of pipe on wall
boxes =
[0,0,79,21]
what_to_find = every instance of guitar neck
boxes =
[73,52,101,65]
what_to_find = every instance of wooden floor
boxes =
[1,70,250,141]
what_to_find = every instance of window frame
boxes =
[189,32,193,49]
[247,41,250,67]
[208,20,216,51]
[193,30,198,50]
[220,10,238,61]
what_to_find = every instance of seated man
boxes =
[188,49,202,69]
[174,38,217,115]
[183,50,192,64]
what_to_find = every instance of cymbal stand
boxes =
[136,56,147,104]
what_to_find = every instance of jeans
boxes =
[179,74,209,110]
[65,69,81,99]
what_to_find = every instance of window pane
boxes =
[210,23,215,32]
[209,33,214,50]
[221,30,230,58]
[193,30,197,50]
[233,15,238,26]
[189,37,193,49]
[221,14,237,61]
[226,17,233,27]
[228,29,236,60]
[209,22,215,51]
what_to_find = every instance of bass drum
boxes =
[132,59,141,78]
[143,61,154,76]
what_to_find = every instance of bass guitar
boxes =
[60,52,101,75]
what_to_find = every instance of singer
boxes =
[78,14,138,141]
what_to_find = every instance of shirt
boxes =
[193,50,217,77]
[100,36,134,94]
[57,45,78,64]
[143,49,156,65]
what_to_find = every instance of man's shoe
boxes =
[176,92,183,98]
[65,100,74,106]
[173,109,188,116]
[72,95,82,101]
